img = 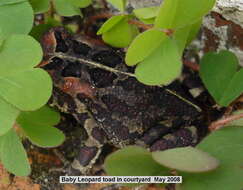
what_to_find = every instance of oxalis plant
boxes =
[102,1,243,190]
[0,0,92,176]
[0,0,243,189]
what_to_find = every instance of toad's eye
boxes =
[62,61,83,77]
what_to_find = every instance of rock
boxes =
[214,0,243,26]
[127,0,162,9]
[199,0,243,64]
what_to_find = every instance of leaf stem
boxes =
[209,113,243,131]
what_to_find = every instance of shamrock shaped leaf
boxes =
[182,127,243,190]
[0,98,19,135]
[105,146,168,176]
[152,147,219,173]
[155,0,216,29]
[0,0,34,36]
[200,50,243,106]
[135,36,181,85]
[70,0,92,8]
[17,106,64,147]
[107,0,127,12]
[133,6,159,24]
[0,34,52,111]
[125,28,166,66]
[53,0,80,17]
[98,15,139,48]
[0,129,30,176]
[29,0,50,14]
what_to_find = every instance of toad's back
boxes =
[41,27,202,147]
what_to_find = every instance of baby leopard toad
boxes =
[40,27,204,174]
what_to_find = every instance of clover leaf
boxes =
[0,98,19,135]
[107,0,127,12]
[155,0,216,29]
[29,0,50,14]
[0,0,34,37]
[0,129,31,176]
[53,0,80,17]
[70,0,92,8]
[135,36,181,85]
[17,106,64,148]
[125,28,166,66]
[98,15,139,48]
[200,50,243,106]
[152,147,219,173]
[0,34,52,111]
[133,6,159,24]
[105,146,168,176]
[182,127,243,190]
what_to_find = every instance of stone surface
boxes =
[214,0,243,26]
[127,0,162,9]
[199,12,243,65]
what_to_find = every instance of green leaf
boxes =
[0,0,26,6]
[154,0,216,29]
[139,18,155,24]
[152,147,219,173]
[97,15,125,35]
[0,1,34,36]
[70,0,92,8]
[125,28,166,66]
[102,18,139,48]
[29,0,50,13]
[181,126,243,190]
[0,98,19,136]
[104,146,168,176]
[17,106,60,126]
[107,0,126,12]
[30,19,61,41]
[199,50,243,106]
[20,123,65,147]
[0,28,4,47]
[173,19,201,53]
[0,129,30,176]
[17,106,64,147]
[186,19,202,45]
[0,35,43,76]
[133,6,159,20]
[219,69,243,106]
[135,37,182,85]
[173,26,191,54]
[0,69,52,111]
[0,34,52,111]
[53,0,80,16]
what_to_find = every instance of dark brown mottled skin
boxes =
[41,27,204,174]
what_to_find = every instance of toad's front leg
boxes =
[71,117,107,174]
[136,118,200,152]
